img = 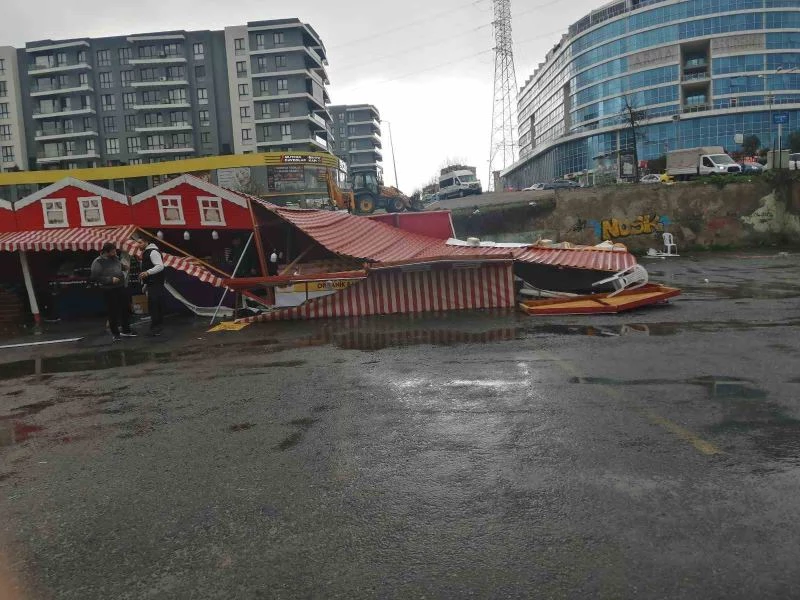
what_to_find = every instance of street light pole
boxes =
[382,120,399,190]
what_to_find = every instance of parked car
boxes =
[640,174,662,184]
[739,162,764,174]
[789,153,800,170]
[542,179,580,190]
[523,183,545,191]
[421,193,439,204]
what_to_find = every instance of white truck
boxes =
[666,146,742,179]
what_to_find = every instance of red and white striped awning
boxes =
[127,248,227,288]
[0,225,137,252]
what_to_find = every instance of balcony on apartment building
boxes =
[32,105,96,119]
[37,148,99,163]
[132,98,191,111]
[137,144,195,155]
[35,124,98,141]
[129,53,187,66]
[30,81,94,97]
[347,132,382,147]
[134,121,193,133]
[131,76,190,88]
[28,60,92,76]
[256,135,328,151]
[347,117,381,132]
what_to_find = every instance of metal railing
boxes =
[682,70,709,81]
[29,61,90,71]
[682,103,709,113]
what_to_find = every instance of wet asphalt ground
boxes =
[1,251,799,599]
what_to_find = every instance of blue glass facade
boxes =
[509,0,800,188]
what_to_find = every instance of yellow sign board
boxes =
[0,151,340,186]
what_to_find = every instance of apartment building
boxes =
[329,104,382,176]
[0,47,28,171]
[7,18,332,171]
[225,19,333,155]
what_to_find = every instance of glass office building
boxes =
[503,0,800,188]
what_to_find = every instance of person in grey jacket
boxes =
[91,243,136,341]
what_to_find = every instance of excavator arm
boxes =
[325,171,355,212]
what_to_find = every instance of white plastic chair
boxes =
[663,232,678,256]
[593,264,649,297]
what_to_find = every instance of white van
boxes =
[438,170,482,199]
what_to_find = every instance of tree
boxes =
[621,96,647,182]
[789,131,800,154]
[742,134,761,157]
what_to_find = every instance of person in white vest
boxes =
[268,250,279,276]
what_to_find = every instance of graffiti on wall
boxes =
[594,215,672,240]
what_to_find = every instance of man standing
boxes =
[137,239,166,336]
[91,243,136,341]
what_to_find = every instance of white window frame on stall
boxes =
[197,196,225,227]
[157,195,185,225]
[78,196,106,226]
[42,198,68,228]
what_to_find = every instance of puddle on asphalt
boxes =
[571,375,768,398]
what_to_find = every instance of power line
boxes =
[327,0,490,51]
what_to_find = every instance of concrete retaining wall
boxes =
[452,181,800,252]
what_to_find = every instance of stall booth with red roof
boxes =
[0,178,139,325]
[130,175,258,278]
[0,198,28,329]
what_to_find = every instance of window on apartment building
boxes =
[146,134,166,149]
[163,43,180,57]
[118,47,132,65]
[339,127,345,137]
[277,79,288,94]
[276,55,286,68]
[241,128,252,141]
[0,125,10,141]
[100,95,115,111]
[195,65,206,80]
[43,199,67,228]
[123,92,137,110]
[200,131,211,146]
[172,132,191,147]
[238,84,249,99]
[167,65,185,80]
[255,34,265,50]
[142,90,159,105]
[77,50,87,63]
[144,112,163,127]
[274,32,285,45]
[127,136,141,153]
[140,68,157,82]
[236,61,247,77]
[129,158,142,165]
[0,59,5,75]
[234,38,245,55]
[170,110,189,126]
[0,103,9,119]
[199,110,210,126]
[240,106,251,120]
[168,88,187,104]
[99,72,113,89]
[125,114,137,131]
[279,101,290,115]
[197,88,208,104]
[103,116,117,133]
[56,52,67,66]
[96,50,111,67]
[83,116,94,130]
[256,56,269,73]
[258,79,270,95]
[280,124,291,140]
[81,95,92,109]
[193,43,204,60]
[338,113,344,122]
[79,197,104,226]
[158,196,184,224]
[0,146,13,163]
[0,82,6,98]
[260,125,271,138]
[106,138,119,155]
[198,197,224,226]
[258,103,270,119]
[84,139,95,153]
[79,73,89,86]
[138,45,157,59]
[121,70,135,86]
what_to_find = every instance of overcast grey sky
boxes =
[2,0,603,191]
